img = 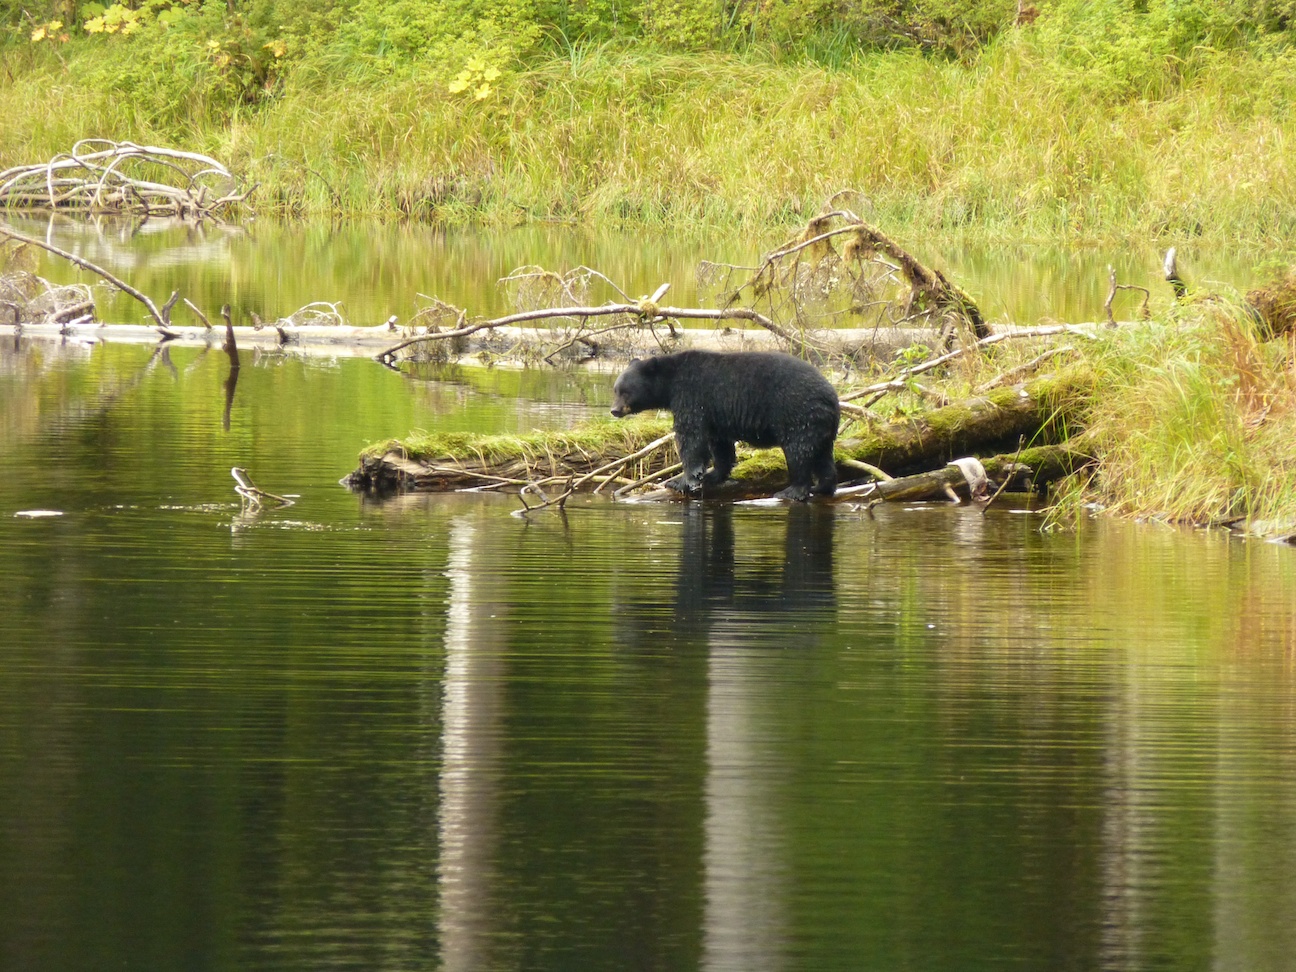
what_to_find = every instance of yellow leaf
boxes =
[49,20,62,30]
[31,26,46,41]
[475,83,492,100]
[84,18,105,33]
[465,57,485,73]
[482,66,501,82]
[448,78,470,94]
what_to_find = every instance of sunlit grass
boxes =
[1050,302,1296,527]
[5,31,1296,242]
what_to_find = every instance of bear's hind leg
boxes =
[811,441,838,496]
[701,437,736,487]
[775,442,816,502]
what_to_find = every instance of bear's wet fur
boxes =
[610,350,839,501]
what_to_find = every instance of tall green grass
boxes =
[1052,302,1296,527]
[3,18,1296,241]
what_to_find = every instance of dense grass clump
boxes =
[1053,304,1296,527]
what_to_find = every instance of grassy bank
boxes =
[4,2,1296,243]
[1056,303,1296,529]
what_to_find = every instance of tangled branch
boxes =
[377,280,800,365]
[724,207,990,340]
[0,140,253,218]
[0,224,175,334]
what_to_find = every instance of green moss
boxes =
[364,414,673,464]
[730,449,788,480]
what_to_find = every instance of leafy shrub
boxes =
[1032,0,1296,103]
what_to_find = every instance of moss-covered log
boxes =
[344,417,678,494]
[830,367,1089,477]
[847,441,1097,504]
[345,368,1091,498]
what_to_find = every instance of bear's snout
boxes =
[610,403,628,418]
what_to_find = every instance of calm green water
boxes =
[6,213,1277,329]
[3,335,1296,972]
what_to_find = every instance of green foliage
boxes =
[319,0,543,76]
[1032,0,1296,103]
[729,0,1017,60]
[4,0,1296,237]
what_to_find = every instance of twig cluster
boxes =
[377,196,990,365]
[1,224,177,334]
[0,140,253,219]
[701,198,989,342]
[0,268,95,329]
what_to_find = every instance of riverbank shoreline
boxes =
[6,15,1296,247]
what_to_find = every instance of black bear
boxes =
[610,350,839,501]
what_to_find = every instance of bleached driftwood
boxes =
[0,140,252,218]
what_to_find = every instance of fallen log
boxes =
[836,440,1096,505]
[344,369,1092,498]
[832,368,1089,477]
[343,418,678,494]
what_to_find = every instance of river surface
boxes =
[3,223,1296,971]
[4,214,1279,329]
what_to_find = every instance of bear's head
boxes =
[610,356,668,417]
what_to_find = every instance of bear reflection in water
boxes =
[616,504,837,651]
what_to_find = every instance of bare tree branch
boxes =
[0,224,174,335]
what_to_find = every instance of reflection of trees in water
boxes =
[624,504,838,971]
[692,505,836,972]
[438,518,506,972]
[434,506,836,970]
[432,505,1296,970]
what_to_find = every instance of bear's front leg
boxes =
[666,423,711,496]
